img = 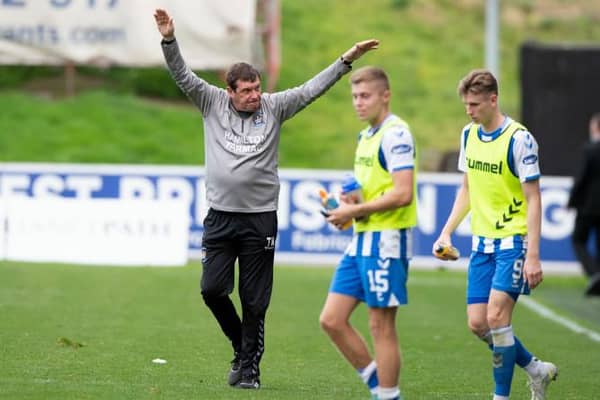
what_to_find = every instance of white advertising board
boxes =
[3,197,189,266]
[0,196,5,259]
[0,0,257,69]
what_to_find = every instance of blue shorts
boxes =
[467,248,530,304]
[329,253,409,308]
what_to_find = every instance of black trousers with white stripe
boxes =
[200,208,277,378]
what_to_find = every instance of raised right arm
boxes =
[154,8,221,115]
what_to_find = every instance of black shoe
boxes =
[227,353,241,386]
[585,273,600,296]
[233,374,260,389]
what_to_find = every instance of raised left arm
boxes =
[268,39,379,121]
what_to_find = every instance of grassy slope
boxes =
[0,92,204,164]
[277,0,600,168]
[0,0,599,168]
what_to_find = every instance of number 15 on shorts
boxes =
[368,269,389,300]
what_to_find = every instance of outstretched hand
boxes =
[154,8,175,40]
[342,39,380,62]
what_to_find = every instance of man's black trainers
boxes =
[233,374,260,389]
[227,354,241,386]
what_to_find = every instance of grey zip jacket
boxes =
[162,40,352,212]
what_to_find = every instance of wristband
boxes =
[340,56,353,67]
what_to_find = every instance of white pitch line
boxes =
[520,297,600,343]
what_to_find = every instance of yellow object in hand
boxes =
[434,243,460,261]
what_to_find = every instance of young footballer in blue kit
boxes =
[433,69,558,400]
[320,66,417,400]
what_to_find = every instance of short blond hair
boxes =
[457,69,498,97]
[350,66,390,91]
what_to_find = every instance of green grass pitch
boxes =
[1,261,599,399]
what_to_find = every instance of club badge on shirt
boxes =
[253,111,265,126]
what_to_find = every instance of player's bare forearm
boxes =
[439,175,470,240]
[328,187,410,224]
[352,170,413,219]
[354,190,409,219]
[432,176,469,258]
[523,179,543,288]
[523,179,542,259]
[327,170,412,227]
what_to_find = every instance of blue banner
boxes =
[0,163,578,271]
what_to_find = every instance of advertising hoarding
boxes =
[0,163,578,272]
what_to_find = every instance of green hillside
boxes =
[1,0,599,169]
